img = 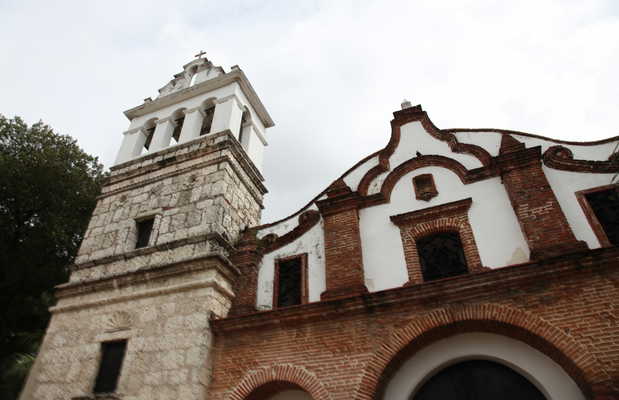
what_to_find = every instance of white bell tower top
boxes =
[114,52,274,172]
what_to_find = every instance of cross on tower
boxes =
[194,50,206,59]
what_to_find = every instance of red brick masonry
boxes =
[210,247,619,400]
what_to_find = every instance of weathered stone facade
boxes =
[20,129,266,400]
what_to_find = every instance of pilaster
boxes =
[228,229,262,316]
[316,179,368,301]
[211,95,243,139]
[149,118,174,152]
[114,128,147,164]
[497,135,588,259]
[178,107,204,144]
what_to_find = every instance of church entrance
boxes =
[412,360,546,400]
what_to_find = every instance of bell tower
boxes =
[20,54,274,400]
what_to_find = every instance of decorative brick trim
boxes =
[358,105,492,196]
[544,145,619,173]
[444,127,619,146]
[260,210,321,254]
[226,364,331,400]
[576,184,619,248]
[498,138,589,259]
[253,151,379,231]
[273,253,308,308]
[212,246,619,334]
[391,198,483,284]
[355,303,613,400]
[255,110,618,236]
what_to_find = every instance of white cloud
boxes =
[1,0,617,222]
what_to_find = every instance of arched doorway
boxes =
[382,333,585,400]
[246,381,313,400]
[412,359,545,400]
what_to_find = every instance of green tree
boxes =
[0,116,105,399]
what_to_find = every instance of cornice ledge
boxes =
[72,232,235,271]
[390,198,472,226]
[53,278,234,314]
[58,253,238,300]
[124,69,274,128]
[211,247,619,333]
[316,191,363,216]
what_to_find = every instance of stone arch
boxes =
[170,107,187,120]
[143,117,158,130]
[200,96,218,109]
[227,364,331,400]
[354,303,613,400]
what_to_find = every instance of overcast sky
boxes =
[1,0,618,223]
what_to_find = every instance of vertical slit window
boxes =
[135,218,154,249]
[93,340,127,394]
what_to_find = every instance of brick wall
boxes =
[316,180,368,301]
[210,248,619,400]
[497,136,587,259]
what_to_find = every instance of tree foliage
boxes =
[0,116,105,399]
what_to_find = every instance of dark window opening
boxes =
[143,127,155,150]
[93,340,127,394]
[238,111,248,145]
[417,232,468,281]
[275,256,305,308]
[200,107,215,135]
[172,116,184,143]
[135,218,154,249]
[412,360,546,400]
[413,174,438,201]
[585,187,619,246]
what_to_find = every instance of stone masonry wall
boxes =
[76,133,262,268]
[21,264,234,400]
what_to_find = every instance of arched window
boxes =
[412,360,546,400]
[416,232,468,281]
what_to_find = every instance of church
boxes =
[20,55,619,399]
